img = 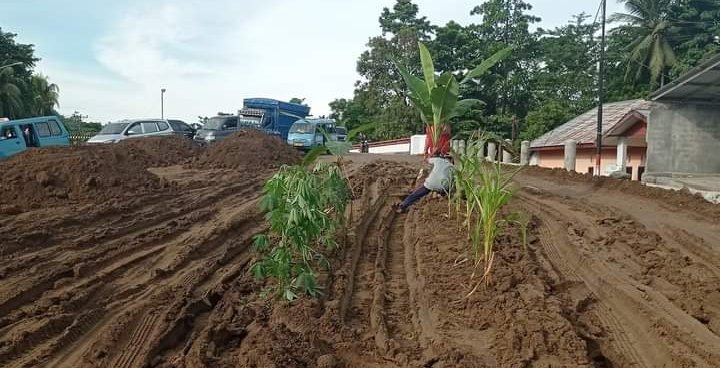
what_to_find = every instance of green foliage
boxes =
[252,163,348,300]
[1,27,62,119]
[30,74,59,116]
[62,111,102,135]
[397,42,511,148]
[449,134,522,296]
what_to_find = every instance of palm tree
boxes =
[30,74,59,116]
[0,67,24,118]
[611,0,677,86]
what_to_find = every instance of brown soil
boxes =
[188,130,301,171]
[1,152,719,368]
[0,136,199,212]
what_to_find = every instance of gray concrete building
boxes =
[645,53,720,186]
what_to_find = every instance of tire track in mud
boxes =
[0,174,267,368]
[517,191,720,368]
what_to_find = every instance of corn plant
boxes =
[252,162,348,300]
[465,161,521,296]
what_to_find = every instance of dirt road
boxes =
[1,150,719,367]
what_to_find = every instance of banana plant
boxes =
[396,43,512,149]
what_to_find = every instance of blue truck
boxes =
[0,116,70,159]
[194,98,311,144]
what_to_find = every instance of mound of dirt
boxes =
[189,130,301,171]
[0,136,198,211]
[522,165,720,218]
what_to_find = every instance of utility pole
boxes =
[595,0,607,176]
[161,88,166,119]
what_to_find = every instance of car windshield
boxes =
[203,117,235,130]
[98,123,129,135]
[290,123,314,134]
[336,127,347,135]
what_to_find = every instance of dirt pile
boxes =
[522,165,720,218]
[0,136,198,211]
[189,130,301,171]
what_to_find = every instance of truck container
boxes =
[194,98,310,144]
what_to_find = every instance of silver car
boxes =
[88,119,194,143]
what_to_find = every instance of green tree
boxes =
[63,111,102,134]
[0,67,24,118]
[30,74,59,116]
[462,0,541,136]
[668,0,720,76]
[289,97,306,105]
[350,0,434,140]
[611,0,677,86]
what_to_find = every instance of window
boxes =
[169,120,191,132]
[48,120,62,136]
[158,121,169,131]
[223,120,237,130]
[587,167,594,175]
[2,126,17,139]
[126,123,142,135]
[141,122,159,133]
[36,122,51,137]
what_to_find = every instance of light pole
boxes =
[0,61,22,70]
[161,88,166,119]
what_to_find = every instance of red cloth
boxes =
[425,125,451,156]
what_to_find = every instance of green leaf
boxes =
[395,61,433,122]
[431,74,459,125]
[303,146,326,167]
[418,42,435,90]
[461,47,512,84]
[253,234,269,250]
[447,99,485,121]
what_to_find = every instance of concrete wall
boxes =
[647,103,720,177]
[534,147,646,180]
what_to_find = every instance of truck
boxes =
[194,98,310,144]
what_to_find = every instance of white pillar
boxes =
[502,139,512,163]
[520,141,530,166]
[564,140,577,172]
[487,142,497,162]
[616,137,628,171]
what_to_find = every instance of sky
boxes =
[1,0,624,124]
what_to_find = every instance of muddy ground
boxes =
[1,144,719,368]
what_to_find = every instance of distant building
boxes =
[645,52,720,183]
[530,99,651,180]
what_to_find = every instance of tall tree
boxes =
[0,67,24,118]
[351,0,434,140]
[30,74,59,116]
[465,0,541,137]
[610,0,677,86]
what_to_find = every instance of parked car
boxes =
[193,114,240,144]
[87,119,195,143]
[0,116,70,159]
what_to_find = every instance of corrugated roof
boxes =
[531,99,651,148]
[650,52,720,103]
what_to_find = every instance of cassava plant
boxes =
[252,162,348,301]
[395,42,511,149]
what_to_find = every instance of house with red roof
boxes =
[530,99,651,180]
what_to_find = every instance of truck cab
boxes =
[287,118,337,150]
[0,116,70,159]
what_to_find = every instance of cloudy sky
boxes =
[1,0,624,124]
